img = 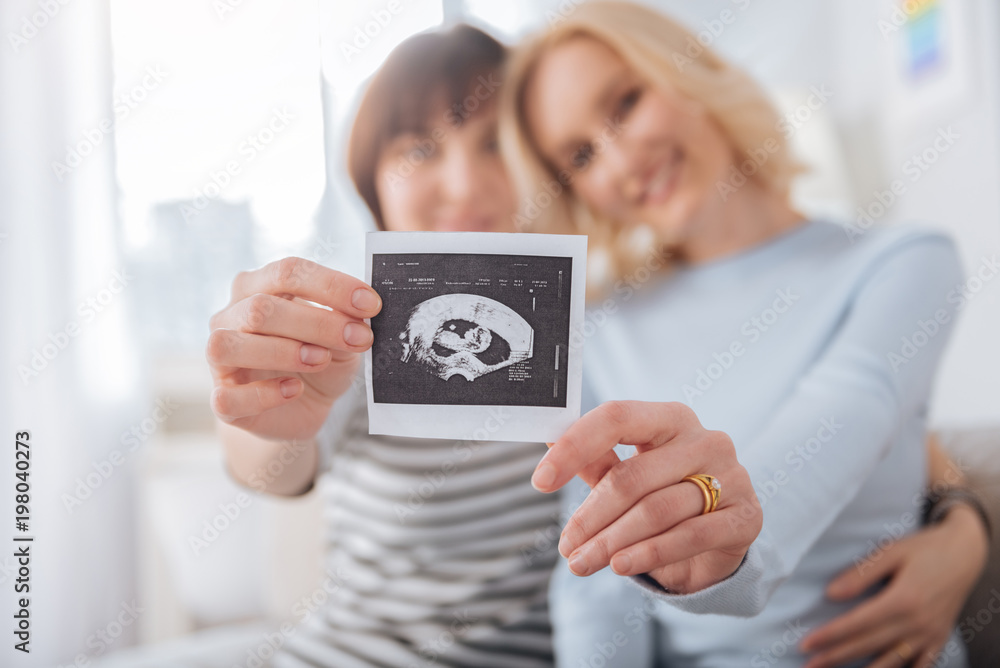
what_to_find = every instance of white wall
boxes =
[828,0,1000,426]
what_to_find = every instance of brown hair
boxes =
[347,24,506,229]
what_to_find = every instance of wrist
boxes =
[941,503,990,542]
[923,486,991,536]
[929,494,990,586]
[940,505,991,585]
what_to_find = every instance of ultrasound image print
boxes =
[371,253,572,407]
[398,294,534,381]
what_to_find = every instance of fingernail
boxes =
[531,461,556,491]
[568,550,590,576]
[300,344,329,365]
[344,322,372,347]
[279,378,301,398]
[611,553,632,574]
[352,288,380,312]
[557,534,571,558]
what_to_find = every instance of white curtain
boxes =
[1,1,146,666]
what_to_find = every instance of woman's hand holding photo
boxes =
[532,400,763,594]
[207,257,382,441]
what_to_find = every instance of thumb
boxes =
[827,540,902,600]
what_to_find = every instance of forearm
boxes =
[943,503,990,547]
[633,234,965,615]
[218,419,319,497]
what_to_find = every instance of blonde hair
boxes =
[499,0,806,293]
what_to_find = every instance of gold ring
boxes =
[682,474,721,514]
[893,641,914,662]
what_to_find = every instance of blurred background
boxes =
[1,0,998,666]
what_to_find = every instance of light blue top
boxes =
[551,219,968,667]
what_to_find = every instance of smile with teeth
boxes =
[640,148,683,206]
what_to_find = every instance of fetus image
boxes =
[398,294,534,381]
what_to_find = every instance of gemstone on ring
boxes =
[681,474,721,514]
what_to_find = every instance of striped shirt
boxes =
[269,380,559,668]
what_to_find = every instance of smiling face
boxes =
[522,36,736,244]
[374,101,516,233]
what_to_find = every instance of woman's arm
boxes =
[218,372,363,497]
[537,230,966,616]
[208,257,380,497]
[219,421,319,497]
[799,434,990,668]
[535,401,763,594]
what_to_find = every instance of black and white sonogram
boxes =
[399,294,533,380]
[370,253,572,407]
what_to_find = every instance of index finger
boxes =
[536,442,621,493]
[232,257,381,318]
[531,401,697,493]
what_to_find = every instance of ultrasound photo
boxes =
[364,232,587,442]
[370,252,571,407]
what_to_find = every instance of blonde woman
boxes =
[499,2,987,666]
